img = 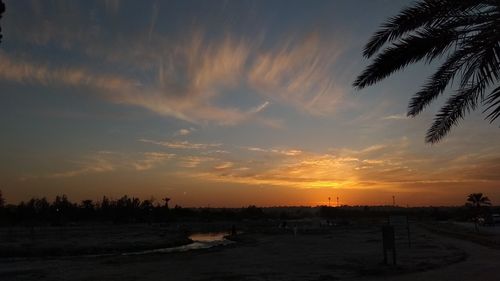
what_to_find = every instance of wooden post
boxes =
[407,216,411,248]
[382,225,396,265]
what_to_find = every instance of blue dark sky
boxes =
[0,0,499,206]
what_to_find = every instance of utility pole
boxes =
[337,196,339,207]
[328,197,331,207]
[392,195,396,207]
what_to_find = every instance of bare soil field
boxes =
[0,224,191,257]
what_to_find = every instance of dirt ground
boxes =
[0,224,191,257]
[0,221,499,280]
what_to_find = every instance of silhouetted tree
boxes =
[99,196,112,221]
[81,199,94,209]
[0,189,5,208]
[241,205,264,219]
[80,199,95,220]
[354,0,500,143]
[140,199,153,210]
[115,195,136,223]
[52,195,74,225]
[466,193,491,232]
[163,197,171,209]
[140,199,154,224]
[31,197,50,213]
[53,195,73,212]
[467,193,491,208]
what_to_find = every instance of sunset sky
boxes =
[1,0,499,207]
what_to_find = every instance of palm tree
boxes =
[466,193,491,232]
[466,192,491,208]
[354,0,500,143]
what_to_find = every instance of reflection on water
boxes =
[189,232,227,242]
[122,232,233,256]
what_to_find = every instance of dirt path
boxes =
[364,226,500,281]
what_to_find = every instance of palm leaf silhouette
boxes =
[354,0,500,143]
[0,0,5,44]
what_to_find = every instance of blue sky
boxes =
[0,0,499,207]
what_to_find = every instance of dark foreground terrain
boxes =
[1,219,499,280]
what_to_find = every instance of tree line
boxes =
[0,192,167,225]
[0,191,272,226]
[0,190,497,227]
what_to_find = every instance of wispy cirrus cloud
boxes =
[1,30,262,124]
[178,156,214,168]
[174,128,195,137]
[213,161,234,170]
[0,2,350,127]
[133,152,175,171]
[249,101,270,114]
[139,138,221,150]
[23,150,175,180]
[0,52,136,94]
[244,146,303,156]
[248,34,347,115]
[381,114,408,120]
[45,151,117,179]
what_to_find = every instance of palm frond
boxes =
[354,27,458,89]
[355,0,500,143]
[408,48,473,116]
[460,31,500,89]
[481,197,492,205]
[363,0,482,58]
[414,27,500,119]
[484,85,500,122]
[426,82,485,143]
[0,0,5,44]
